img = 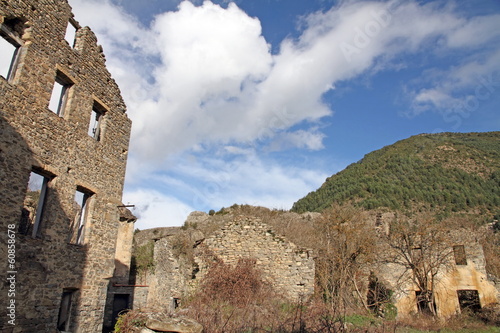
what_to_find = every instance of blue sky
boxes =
[68,0,500,229]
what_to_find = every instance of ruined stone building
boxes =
[0,0,135,332]
[131,212,315,312]
[196,216,315,300]
[369,219,499,319]
[132,209,498,321]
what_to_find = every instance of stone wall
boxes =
[0,0,132,332]
[195,216,315,301]
[131,213,315,312]
[373,228,499,318]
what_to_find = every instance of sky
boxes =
[67,0,500,230]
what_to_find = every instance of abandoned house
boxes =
[0,0,135,332]
[370,224,499,319]
[131,212,315,312]
[131,210,499,321]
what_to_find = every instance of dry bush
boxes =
[314,204,377,316]
[114,309,148,333]
[477,304,500,326]
[184,258,315,332]
[482,225,500,279]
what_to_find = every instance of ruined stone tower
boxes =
[0,0,133,332]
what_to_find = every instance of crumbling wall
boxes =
[0,0,132,332]
[374,228,498,319]
[195,216,315,301]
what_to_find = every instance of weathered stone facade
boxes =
[373,227,499,319]
[0,0,132,332]
[196,216,315,300]
[132,213,315,312]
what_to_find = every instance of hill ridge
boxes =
[291,131,500,214]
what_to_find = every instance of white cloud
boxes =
[70,0,487,161]
[161,154,329,214]
[123,189,193,229]
[408,48,500,117]
[68,0,500,228]
[447,14,500,48]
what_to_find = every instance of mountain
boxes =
[291,132,500,215]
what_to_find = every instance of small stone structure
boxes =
[133,213,315,312]
[372,227,499,318]
[0,0,133,332]
[195,216,315,300]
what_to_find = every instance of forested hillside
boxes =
[292,132,500,214]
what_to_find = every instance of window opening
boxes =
[64,19,77,47]
[457,290,481,312]
[0,19,24,81]
[49,73,72,116]
[57,289,76,331]
[19,171,49,237]
[453,245,467,265]
[172,297,180,310]
[69,188,92,245]
[88,101,105,141]
[416,290,435,315]
[367,272,392,316]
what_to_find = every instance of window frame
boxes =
[88,100,107,141]
[453,245,467,266]
[64,18,78,48]
[19,170,51,238]
[49,71,73,117]
[70,187,93,245]
[0,22,23,82]
[57,289,77,332]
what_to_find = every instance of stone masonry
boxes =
[196,216,315,300]
[132,213,315,312]
[0,0,132,332]
[373,227,499,318]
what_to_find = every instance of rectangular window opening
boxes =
[88,101,106,141]
[58,289,77,332]
[69,188,92,245]
[0,22,23,81]
[453,245,467,265]
[49,73,73,116]
[19,170,49,237]
[64,19,77,47]
[172,297,180,310]
[457,290,481,312]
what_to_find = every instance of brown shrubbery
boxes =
[184,258,302,332]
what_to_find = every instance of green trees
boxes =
[292,132,500,215]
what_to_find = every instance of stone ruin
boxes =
[0,0,135,332]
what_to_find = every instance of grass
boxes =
[396,328,500,333]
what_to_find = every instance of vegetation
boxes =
[130,240,155,277]
[384,212,456,316]
[292,132,500,215]
[123,132,500,332]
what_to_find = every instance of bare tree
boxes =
[314,204,377,316]
[384,212,454,316]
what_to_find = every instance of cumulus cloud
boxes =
[70,0,498,160]
[68,0,500,227]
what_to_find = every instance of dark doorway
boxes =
[457,290,481,312]
[416,290,436,315]
[111,294,130,329]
